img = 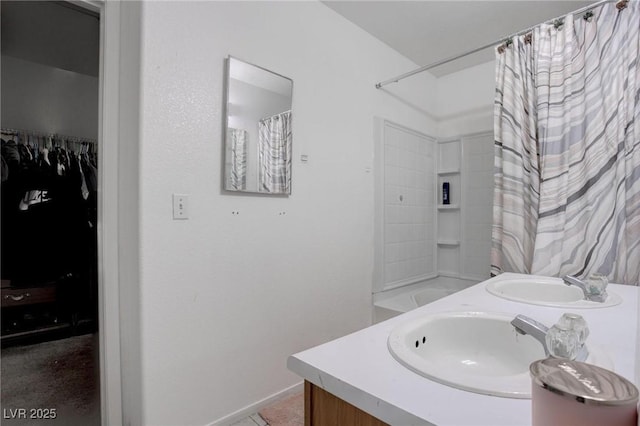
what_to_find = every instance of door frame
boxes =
[73,1,122,424]
[73,1,140,424]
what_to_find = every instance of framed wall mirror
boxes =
[223,56,293,194]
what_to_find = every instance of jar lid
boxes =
[530,358,639,406]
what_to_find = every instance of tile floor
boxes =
[230,390,304,426]
[230,414,268,426]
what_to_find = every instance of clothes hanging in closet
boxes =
[1,133,98,287]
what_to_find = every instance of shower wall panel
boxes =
[382,122,436,289]
[461,132,494,280]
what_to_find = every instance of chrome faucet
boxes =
[562,275,608,302]
[511,314,550,356]
[511,314,589,362]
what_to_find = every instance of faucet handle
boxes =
[545,322,580,360]
[557,313,589,346]
[563,274,609,302]
[587,273,609,298]
[546,313,590,361]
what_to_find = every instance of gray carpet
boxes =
[1,334,100,426]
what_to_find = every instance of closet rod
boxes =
[1,127,96,144]
[375,0,614,89]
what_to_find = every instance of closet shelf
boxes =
[437,204,460,210]
[437,240,460,246]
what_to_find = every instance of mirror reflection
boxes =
[224,57,293,194]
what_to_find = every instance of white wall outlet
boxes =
[172,194,189,220]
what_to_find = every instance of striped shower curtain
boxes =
[258,110,292,194]
[227,128,247,191]
[492,1,640,285]
[491,35,540,276]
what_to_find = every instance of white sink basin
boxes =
[485,274,621,308]
[387,311,612,398]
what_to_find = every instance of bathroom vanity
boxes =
[288,274,639,425]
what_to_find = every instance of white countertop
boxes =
[288,274,639,426]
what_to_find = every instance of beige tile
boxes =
[229,417,260,426]
[250,414,268,426]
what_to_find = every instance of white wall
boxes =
[1,55,98,139]
[436,60,494,138]
[138,1,436,424]
[460,133,494,280]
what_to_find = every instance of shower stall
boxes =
[373,118,493,322]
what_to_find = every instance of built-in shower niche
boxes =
[437,138,461,276]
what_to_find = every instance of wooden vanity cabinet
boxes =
[305,381,389,426]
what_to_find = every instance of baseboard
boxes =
[207,381,303,426]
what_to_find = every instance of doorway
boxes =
[1,2,101,425]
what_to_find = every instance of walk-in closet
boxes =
[1,2,100,425]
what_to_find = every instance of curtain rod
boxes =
[1,127,97,144]
[375,0,614,89]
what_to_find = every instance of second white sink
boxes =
[485,273,621,308]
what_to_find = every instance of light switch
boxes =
[173,194,189,220]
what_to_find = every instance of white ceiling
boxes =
[1,1,598,81]
[322,0,597,77]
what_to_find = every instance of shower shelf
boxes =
[438,204,460,210]
[437,137,463,280]
[437,168,460,175]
